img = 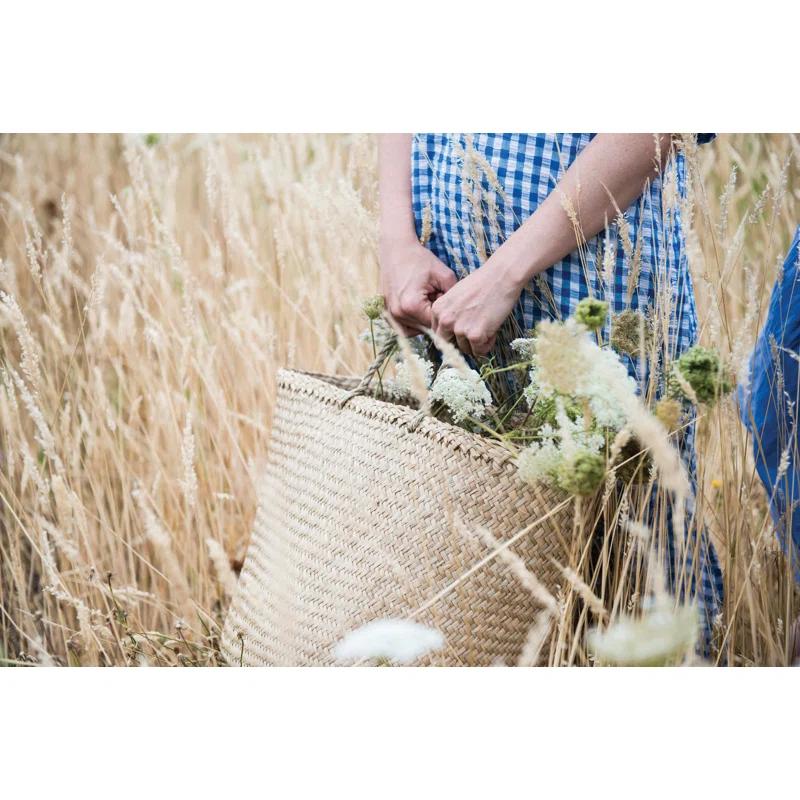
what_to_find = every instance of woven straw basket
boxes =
[221,340,571,666]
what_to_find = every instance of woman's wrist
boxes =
[486,244,540,292]
[379,230,421,258]
[485,216,558,290]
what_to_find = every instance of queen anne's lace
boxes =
[429,366,492,423]
[515,319,639,491]
[394,354,434,395]
[334,619,444,664]
[532,319,638,421]
[587,599,698,666]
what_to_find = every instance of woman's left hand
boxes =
[431,260,525,357]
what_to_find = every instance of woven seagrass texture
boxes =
[221,369,571,666]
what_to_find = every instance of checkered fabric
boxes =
[411,133,723,646]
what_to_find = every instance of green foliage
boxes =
[528,394,582,432]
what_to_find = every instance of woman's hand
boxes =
[431,259,525,357]
[380,239,457,335]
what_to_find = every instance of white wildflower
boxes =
[528,318,637,430]
[334,618,445,665]
[522,363,545,408]
[554,397,580,460]
[557,411,606,457]
[588,599,698,666]
[582,345,637,429]
[516,437,563,485]
[531,318,588,395]
[516,410,605,489]
[394,354,434,395]
[510,337,536,360]
[429,366,492,424]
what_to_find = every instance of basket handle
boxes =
[338,332,399,408]
[338,329,438,432]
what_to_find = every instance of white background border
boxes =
[1,668,796,797]
[2,0,798,131]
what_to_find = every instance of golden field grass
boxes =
[1,133,798,666]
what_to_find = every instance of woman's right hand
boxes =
[380,239,457,336]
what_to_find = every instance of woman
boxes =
[378,132,722,641]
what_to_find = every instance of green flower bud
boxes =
[668,346,732,405]
[362,295,385,321]
[556,450,606,496]
[574,297,609,332]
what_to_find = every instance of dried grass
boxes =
[1,133,798,666]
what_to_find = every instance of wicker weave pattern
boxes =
[221,369,570,666]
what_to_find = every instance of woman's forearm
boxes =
[377,134,458,334]
[492,133,674,288]
[378,134,417,247]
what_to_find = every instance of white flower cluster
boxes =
[587,599,699,666]
[516,433,562,484]
[580,347,638,429]
[516,402,606,485]
[510,336,536,360]
[394,354,434,395]
[515,319,639,489]
[521,362,545,409]
[334,618,445,665]
[529,318,638,428]
[429,366,492,424]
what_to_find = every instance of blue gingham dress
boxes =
[411,133,723,640]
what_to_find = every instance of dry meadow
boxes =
[1,133,798,666]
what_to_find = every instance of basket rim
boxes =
[276,367,521,472]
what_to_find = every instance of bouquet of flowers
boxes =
[362,295,732,499]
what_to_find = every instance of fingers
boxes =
[386,293,432,334]
[393,319,423,338]
[431,263,458,293]
[472,333,496,358]
[430,299,454,343]
[385,310,426,338]
[455,328,495,358]
[432,302,495,358]
[381,252,457,335]
[455,333,472,357]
